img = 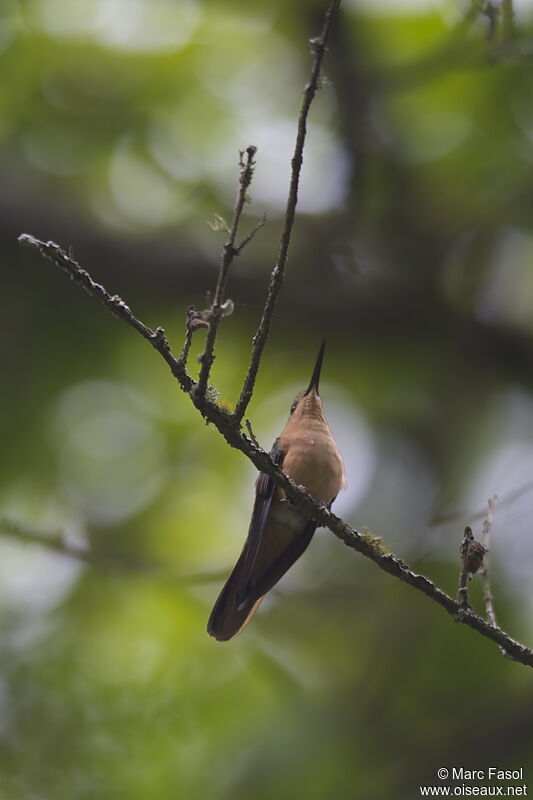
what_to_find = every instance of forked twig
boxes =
[196,145,258,401]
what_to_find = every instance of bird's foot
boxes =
[281,485,308,506]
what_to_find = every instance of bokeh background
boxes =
[2,0,533,797]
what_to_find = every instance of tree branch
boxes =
[0,517,226,585]
[18,233,195,395]
[15,0,533,669]
[12,234,533,665]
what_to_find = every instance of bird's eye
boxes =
[290,401,297,414]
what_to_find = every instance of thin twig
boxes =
[0,517,226,585]
[178,327,194,368]
[235,213,267,254]
[433,480,533,526]
[245,418,260,448]
[196,145,258,402]
[178,306,209,367]
[481,494,498,626]
[232,0,341,426]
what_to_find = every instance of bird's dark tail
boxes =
[207,521,317,642]
[207,554,263,641]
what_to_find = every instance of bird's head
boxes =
[288,339,326,423]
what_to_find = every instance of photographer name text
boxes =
[453,770,524,782]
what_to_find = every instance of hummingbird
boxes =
[207,340,346,641]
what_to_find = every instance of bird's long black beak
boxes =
[304,339,326,395]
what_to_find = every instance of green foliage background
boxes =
[2,0,533,797]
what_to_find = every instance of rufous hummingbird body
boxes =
[207,341,346,641]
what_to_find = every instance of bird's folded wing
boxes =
[236,438,284,604]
